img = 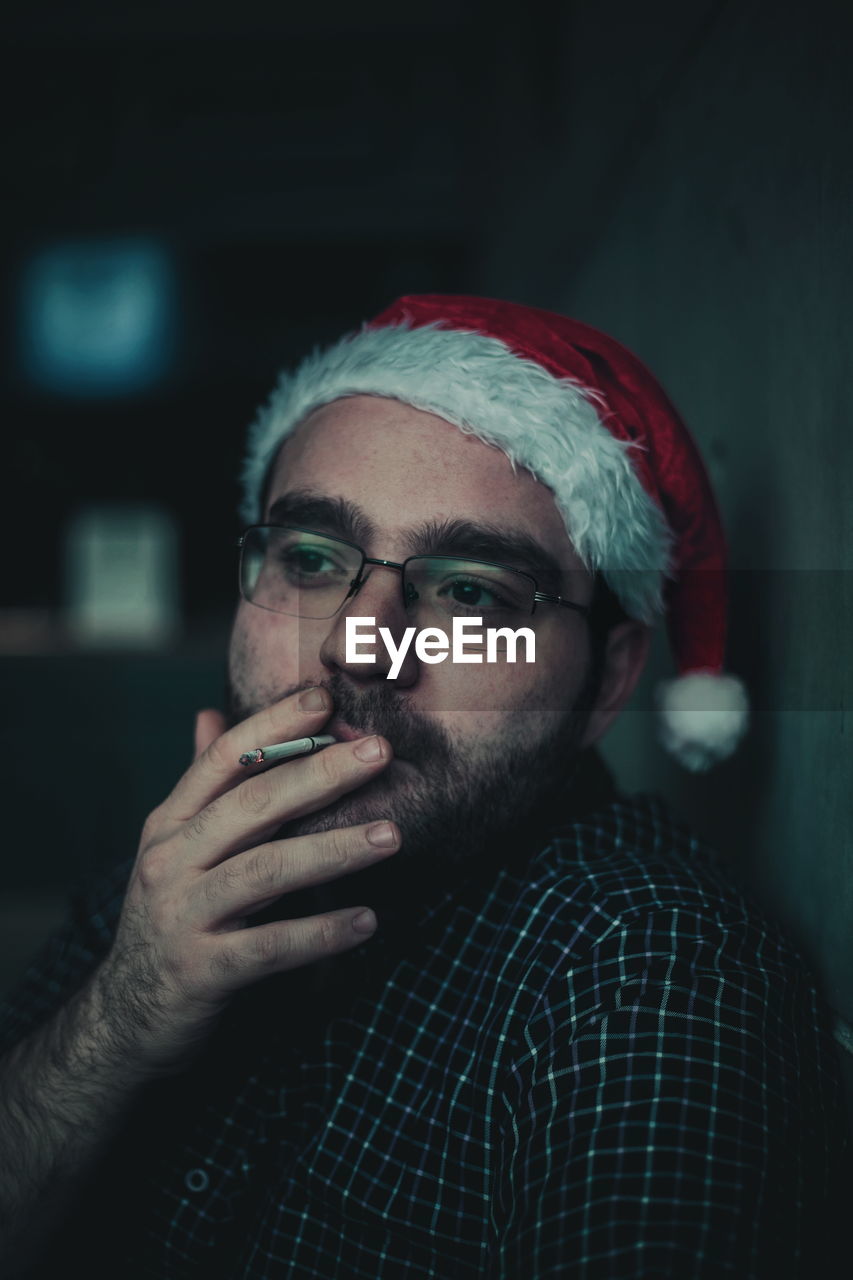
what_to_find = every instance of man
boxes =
[0,295,847,1277]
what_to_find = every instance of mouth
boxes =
[327,718,364,744]
[327,718,411,766]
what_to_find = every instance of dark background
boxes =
[1,0,516,911]
[1,1,851,1121]
[2,0,513,628]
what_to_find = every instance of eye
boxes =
[447,577,503,607]
[435,573,518,613]
[278,543,349,583]
[286,547,330,573]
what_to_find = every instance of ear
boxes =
[580,620,651,749]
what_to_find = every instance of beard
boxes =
[225,664,601,889]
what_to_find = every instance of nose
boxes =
[318,562,419,685]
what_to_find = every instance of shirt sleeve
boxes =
[490,907,850,1279]
[0,854,134,1058]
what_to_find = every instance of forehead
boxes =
[264,394,585,574]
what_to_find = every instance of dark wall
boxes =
[480,0,853,1091]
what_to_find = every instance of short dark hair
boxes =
[588,573,629,638]
[584,573,631,706]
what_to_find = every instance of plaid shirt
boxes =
[1,752,848,1279]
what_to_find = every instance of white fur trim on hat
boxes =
[655,671,749,772]
[239,321,676,623]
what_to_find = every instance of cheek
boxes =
[426,627,589,737]
[228,603,321,708]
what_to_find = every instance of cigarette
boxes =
[238,735,338,767]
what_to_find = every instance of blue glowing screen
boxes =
[19,239,176,395]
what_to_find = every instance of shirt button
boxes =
[184,1168,210,1193]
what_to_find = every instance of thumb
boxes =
[193,708,228,762]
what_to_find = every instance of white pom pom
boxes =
[655,671,749,772]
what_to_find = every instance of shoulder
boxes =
[485,797,850,1278]
[488,791,820,1023]
[487,793,841,1096]
[547,791,749,906]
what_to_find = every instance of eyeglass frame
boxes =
[237,524,592,621]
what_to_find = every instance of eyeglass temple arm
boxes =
[533,591,590,615]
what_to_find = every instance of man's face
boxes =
[228,394,600,870]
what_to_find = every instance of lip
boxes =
[327,719,409,765]
[327,719,369,744]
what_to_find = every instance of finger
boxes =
[162,687,333,822]
[194,822,401,926]
[210,907,379,988]
[181,736,394,869]
[194,709,227,762]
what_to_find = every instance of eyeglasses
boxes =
[237,525,591,623]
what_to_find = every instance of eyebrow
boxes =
[265,491,567,592]
[266,491,377,546]
[409,518,566,593]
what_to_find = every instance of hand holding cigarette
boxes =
[87,688,399,1077]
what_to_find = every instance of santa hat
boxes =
[240,293,748,771]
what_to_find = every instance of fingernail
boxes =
[299,687,328,714]
[367,822,398,848]
[353,736,384,763]
[352,909,377,934]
